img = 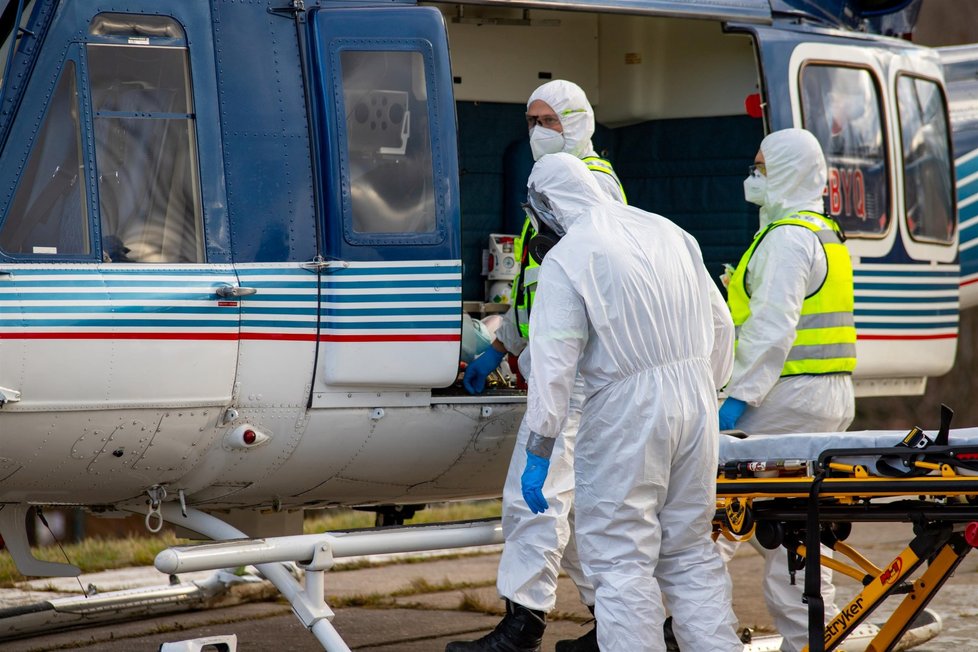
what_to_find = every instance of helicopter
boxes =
[0,0,976,646]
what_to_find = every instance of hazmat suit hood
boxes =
[756,128,827,228]
[527,80,597,159]
[527,153,607,236]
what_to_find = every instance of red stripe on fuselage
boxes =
[0,332,239,340]
[0,332,460,342]
[858,334,957,341]
[319,334,460,342]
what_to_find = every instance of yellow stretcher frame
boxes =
[715,467,978,652]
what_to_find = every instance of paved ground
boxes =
[2,522,977,651]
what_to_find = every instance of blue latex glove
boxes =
[521,451,551,514]
[719,397,748,431]
[462,346,506,394]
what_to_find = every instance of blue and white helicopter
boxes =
[0,0,976,647]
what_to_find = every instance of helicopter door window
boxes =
[896,75,955,245]
[0,60,90,257]
[86,20,204,263]
[338,49,437,237]
[800,64,890,238]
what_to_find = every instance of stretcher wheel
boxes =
[821,521,851,545]
[755,520,784,550]
[725,498,755,536]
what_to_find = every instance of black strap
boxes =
[804,470,826,652]
[935,403,953,447]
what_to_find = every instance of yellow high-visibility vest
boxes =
[727,211,856,376]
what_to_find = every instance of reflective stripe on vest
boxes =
[513,217,536,337]
[582,156,627,204]
[727,211,856,377]
[512,157,626,337]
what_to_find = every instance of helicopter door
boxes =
[307,7,461,396]
[784,41,958,390]
[0,15,240,410]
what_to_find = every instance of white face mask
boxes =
[743,172,767,206]
[530,126,565,161]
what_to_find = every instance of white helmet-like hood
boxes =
[758,128,827,227]
[527,80,596,159]
[527,153,608,236]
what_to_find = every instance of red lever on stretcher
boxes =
[965,522,978,548]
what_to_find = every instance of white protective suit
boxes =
[495,79,625,358]
[721,128,855,652]
[523,152,742,652]
[494,80,625,612]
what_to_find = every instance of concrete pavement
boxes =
[2,522,977,651]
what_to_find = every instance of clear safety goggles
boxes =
[526,113,561,129]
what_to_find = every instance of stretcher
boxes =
[715,406,978,652]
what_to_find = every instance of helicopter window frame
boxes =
[0,56,93,259]
[88,12,187,40]
[0,0,39,98]
[798,61,892,241]
[894,72,956,247]
[84,13,205,264]
[329,41,447,247]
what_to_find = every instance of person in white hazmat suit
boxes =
[450,80,624,652]
[717,128,856,652]
[519,152,743,652]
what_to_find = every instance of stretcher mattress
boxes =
[718,427,978,476]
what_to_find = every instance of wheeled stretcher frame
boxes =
[715,408,978,652]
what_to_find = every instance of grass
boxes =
[331,577,498,610]
[0,530,184,588]
[0,500,502,588]
[303,499,501,533]
[458,591,504,615]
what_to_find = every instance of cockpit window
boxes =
[896,75,955,245]
[0,60,90,256]
[800,64,890,238]
[87,15,203,263]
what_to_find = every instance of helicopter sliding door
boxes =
[307,6,461,399]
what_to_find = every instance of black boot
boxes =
[554,605,598,652]
[445,599,546,652]
[663,616,681,652]
[554,624,597,652]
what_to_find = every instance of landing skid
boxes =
[0,505,80,577]
[0,505,503,649]
[0,569,256,641]
[153,505,504,651]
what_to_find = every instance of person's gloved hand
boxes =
[719,397,747,431]
[521,452,551,514]
[462,346,506,394]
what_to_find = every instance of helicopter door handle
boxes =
[215,284,258,298]
[0,386,21,406]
